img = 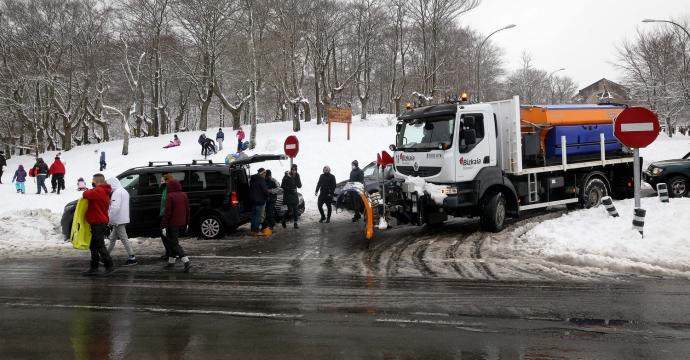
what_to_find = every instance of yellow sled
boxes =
[70,199,91,250]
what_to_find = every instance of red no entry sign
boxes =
[284,135,299,158]
[613,107,660,148]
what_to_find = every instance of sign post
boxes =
[283,135,299,167]
[613,107,660,232]
[327,106,353,142]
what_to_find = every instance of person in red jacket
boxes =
[161,178,192,272]
[82,173,114,276]
[48,156,66,194]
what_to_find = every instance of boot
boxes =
[82,267,99,276]
[184,261,193,273]
[319,216,325,223]
[294,222,299,229]
[326,217,331,223]
[281,219,287,228]
[103,266,115,276]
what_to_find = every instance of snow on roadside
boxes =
[0,209,69,257]
[509,197,690,278]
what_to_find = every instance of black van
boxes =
[61,155,305,239]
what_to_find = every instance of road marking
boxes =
[0,302,302,320]
[621,123,654,132]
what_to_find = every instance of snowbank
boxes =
[511,197,690,278]
[0,209,68,256]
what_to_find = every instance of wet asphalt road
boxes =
[2,210,690,359]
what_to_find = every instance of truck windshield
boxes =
[397,115,455,151]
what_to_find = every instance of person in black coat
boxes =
[281,164,302,229]
[0,151,6,184]
[349,160,365,221]
[248,168,269,234]
[262,170,280,231]
[315,166,336,223]
[32,158,50,194]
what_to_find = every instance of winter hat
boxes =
[291,164,298,170]
[352,160,359,167]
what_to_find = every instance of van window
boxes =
[189,171,227,191]
[119,174,140,196]
[139,172,186,195]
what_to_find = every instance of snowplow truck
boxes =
[387,95,636,232]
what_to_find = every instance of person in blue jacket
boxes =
[216,128,225,151]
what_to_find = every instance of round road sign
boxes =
[284,135,299,158]
[613,107,660,148]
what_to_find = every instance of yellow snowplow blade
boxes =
[356,192,374,241]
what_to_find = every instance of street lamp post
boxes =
[475,24,516,102]
[548,68,566,103]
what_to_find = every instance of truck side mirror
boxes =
[464,129,477,145]
[395,123,402,133]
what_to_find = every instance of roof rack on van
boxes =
[192,159,213,165]
[229,154,287,168]
[148,161,173,167]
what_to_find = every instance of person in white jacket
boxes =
[106,177,137,265]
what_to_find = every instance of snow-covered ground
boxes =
[1,117,689,280]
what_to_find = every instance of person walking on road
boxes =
[236,127,245,152]
[32,158,49,194]
[249,168,269,235]
[216,128,225,151]
[262,170,280,234]
[0,151,6,184]
[82,174,114,276]
[12,165,27,194]
[281,164,302,229]
[315,166,337,223]
[349,160,365,222]
[161,178,192,272]
[106,177,136,266]
[48,156,66,194]
[159,174,172,260]
[99,151,107,171]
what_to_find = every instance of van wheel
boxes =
[481,192,506,232]
[198,214,224,239]
[582,178,608,208]
[667,176,689,197]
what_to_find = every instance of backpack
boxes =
[28,167,37,177]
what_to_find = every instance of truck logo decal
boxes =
[459,157,482,166]
[398,154,415,162]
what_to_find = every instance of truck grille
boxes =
[396,166,442,177]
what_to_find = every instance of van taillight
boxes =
[230,191,239,207]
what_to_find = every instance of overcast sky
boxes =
[462,0,690,90]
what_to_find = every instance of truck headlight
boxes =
[441,186,458,195]
[650,167,663,176]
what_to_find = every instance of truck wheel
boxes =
[198,214,224,239]
[481,192,506,232]
[582,178,608,208]
[667,176,689,197]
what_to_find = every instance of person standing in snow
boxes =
[12,165,27,194]
[106,177,137,266]
[262,170,280,233]
[248,168,269,235]
[216,128,225,151]
[349,160,365,222]
[236,127,245,152]
[48,156,66,194]
[32,158,49,194]
[281,164,302,229]
[315,166,337,223]
[99,151,107,171]
[82,173,114,276]
[0,151,6,184]
[161,178,192,272]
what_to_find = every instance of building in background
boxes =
[574,78,630,104]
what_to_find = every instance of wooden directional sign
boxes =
[327,106,352,123]
[327,106,352,142]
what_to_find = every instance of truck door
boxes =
[456,112,496,182]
